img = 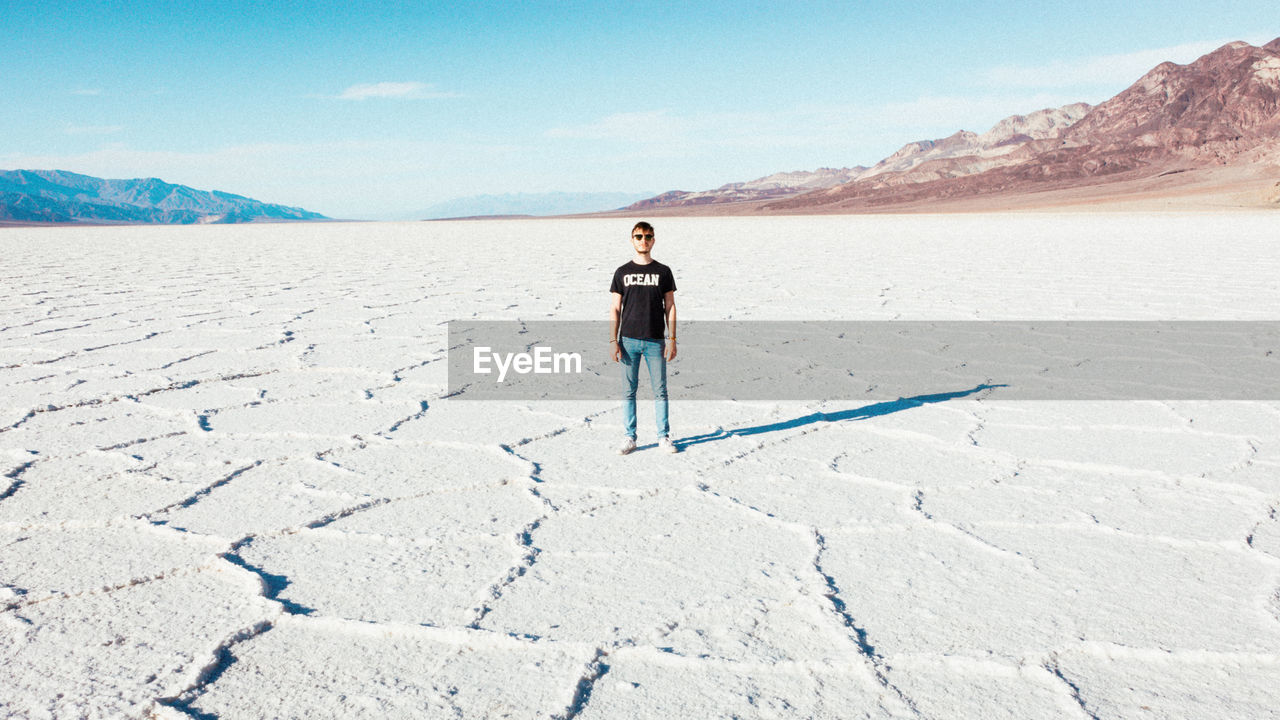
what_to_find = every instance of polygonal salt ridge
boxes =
[475,545,822,649]
[809,524,1075,658]
[1,451,37,484]
[821,433,1020,489]
[0,369,194,412]
[371,400,601,445]
[947,525,1280,652]
[323,482,547,542]
[0,404,39,432]
[647,584,872,665]
[564,647,908,720]
[473,489,819,640]
[505,399,612,424]
[0,342,69,366]
[3,564,279,720]
[221,366,386,403]
[972,399,1196,427]
[136,346,297,380]
[149,326,300,352]
[150,457,373,538]
[0,451,129,485]
[969,416,1254,478]
[881,653,1101,719]
[0,452,225,527]
[696,469,913,531]
[114,429,363,468]
[1049,644,1280,719]
[129,375,264,412]
[524,485,666,517]
[833,399,989,446]
[297,335,433,375]
[1156,400,1280,433]
[1167,452,1278,496]
[256,304,352,330]
[183,614,597,719]
[0,519,228,608]
[156,455,366,502]
[206,394,418,437]
[229,528,522,627]
[0,398,191,456]
[10,317,155,347]
[517,487,817,574]
[355,307,447,335]
[381,361,446,389]
[1246,505,1280,560]
[921,459,1272,539]
[509,429,707,484]
[317,440,534,496]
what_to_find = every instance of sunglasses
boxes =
[632,233,655,240]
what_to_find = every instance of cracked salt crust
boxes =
[2,215,1280,717]
[1,566,277,719]
[183,615,593,718]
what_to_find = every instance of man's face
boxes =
[631,227,655,253]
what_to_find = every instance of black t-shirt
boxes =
[610,260,677,340]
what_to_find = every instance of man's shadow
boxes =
[669,383,1004,451]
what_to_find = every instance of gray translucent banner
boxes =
[446,321,1280,400]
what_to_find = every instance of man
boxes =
[609,221,677,455]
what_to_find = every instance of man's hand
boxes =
[665,338,677,361]
[611,341,621,362]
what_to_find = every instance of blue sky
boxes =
[3,1,1275,218]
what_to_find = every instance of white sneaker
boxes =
[617,437,636,455]
[658,437,678,454]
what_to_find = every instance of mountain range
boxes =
[7,39,1278,222]
[0,170,328,225]
[626,167,870,210]
[622,38,1280,214]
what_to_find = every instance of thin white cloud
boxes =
[982,37,1274,89]
[64,124,125,136]
[334,81,457,100]
[70,88,102,96]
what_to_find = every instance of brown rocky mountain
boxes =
[622,38,1280,214]
[1062,39,1280,152]
[857,103,1092,182]
[766,38,1280,211]
[624,167,867,209]
[623,103,1088,211]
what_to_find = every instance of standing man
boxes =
[610,221,678,455]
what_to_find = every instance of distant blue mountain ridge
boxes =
[0,169,328,224]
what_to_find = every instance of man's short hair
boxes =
[632,221,654,234]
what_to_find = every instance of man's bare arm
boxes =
[664,291,677,361]
[609,291,623,362]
